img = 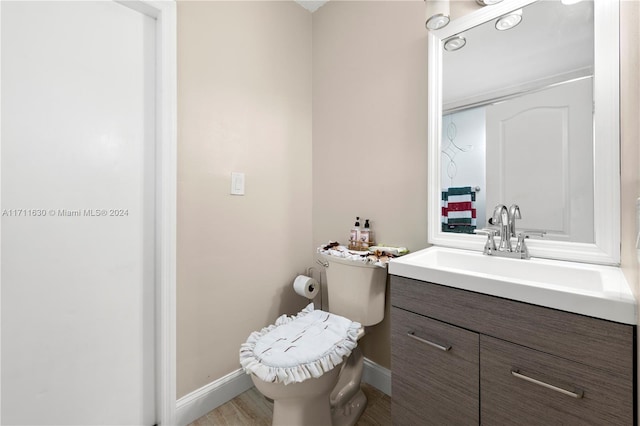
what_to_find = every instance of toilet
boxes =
[240,254,387,426]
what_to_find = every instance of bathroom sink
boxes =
[389,246,637,324]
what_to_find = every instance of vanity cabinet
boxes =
[391,307,479,425]
[390,275,636,425]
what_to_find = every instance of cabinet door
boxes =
[391,307,479,425]
[481,335,634,425]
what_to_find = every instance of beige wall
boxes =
[620,0,640,295]
[619,0,640,418]
[312,0,427,368]
[177,1,312,398]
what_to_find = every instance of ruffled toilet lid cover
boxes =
[239,303,361,385]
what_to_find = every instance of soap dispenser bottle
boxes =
[360,219,372,249]
[350,217,361,248]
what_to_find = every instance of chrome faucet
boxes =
[508,204,521,238]
[475,203,545,259]
[492,204,511,252]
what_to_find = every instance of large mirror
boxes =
[427,0,620,264]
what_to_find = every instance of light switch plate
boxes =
[231,172,245,195]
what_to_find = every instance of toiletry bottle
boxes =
[350,217,361,249]
[360,219,371,249]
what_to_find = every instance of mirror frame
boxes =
[427,0,620,265]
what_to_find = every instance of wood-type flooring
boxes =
[188,382,391,426]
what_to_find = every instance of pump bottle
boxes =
[350,217,361,248]
[360,219,372,249]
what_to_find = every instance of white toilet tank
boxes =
[322,255,387,326]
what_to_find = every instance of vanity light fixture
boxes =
[425,0,450,30]
[444,35,466,52]
[476,0,503,5]
[495,9,523,31]
[426,13,450,30]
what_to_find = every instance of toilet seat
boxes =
[240,304,361,385]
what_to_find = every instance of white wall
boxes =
[441,107,486,228]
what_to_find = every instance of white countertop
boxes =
[389,246,637,325]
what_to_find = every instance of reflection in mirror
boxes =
[427,0,620,264]
[440,0,594,242]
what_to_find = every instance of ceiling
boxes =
[443,0,594,109]
[294,0,329,13]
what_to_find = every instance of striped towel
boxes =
[442,187,477,233]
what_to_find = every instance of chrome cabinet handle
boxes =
[511,370,584,399]
[406,331,451,352]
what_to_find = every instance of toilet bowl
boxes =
[241,254,387,426]
[251,356,342,426]
[240,304,362,425]
[249,338,368,426]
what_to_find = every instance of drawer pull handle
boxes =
[406,331,451,352]
[511,370,584,399]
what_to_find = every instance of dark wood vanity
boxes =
[390,275,636,425]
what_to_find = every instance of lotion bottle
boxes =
[360,219,371,249]
[350,217,361,247]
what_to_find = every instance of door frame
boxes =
[0,1,178,424]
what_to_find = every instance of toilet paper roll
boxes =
[293,275,319,299]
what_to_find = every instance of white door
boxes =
[2,2,156,424]
[485,78,594,243]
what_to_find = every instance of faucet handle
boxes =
[518,230,546,239]
[515,231,546,258]
[474,228,498,254]
[475,228,499,237]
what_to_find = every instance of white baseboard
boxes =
[362,357,392,396]
[175,358,391,425]
[176,368,253,426]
